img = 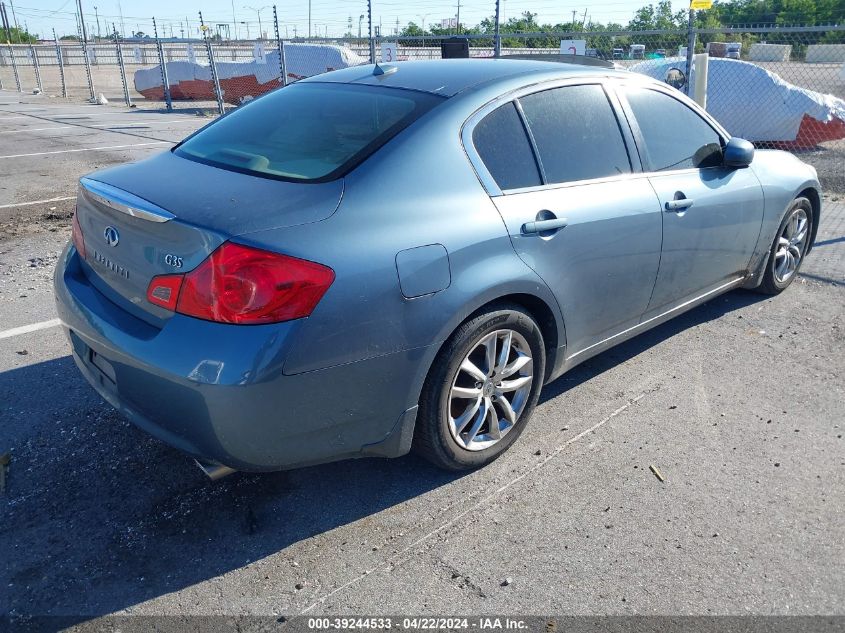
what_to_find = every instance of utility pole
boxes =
[456,0,461,34]
[571,10,576,25]
[8,0,19,42]
[581,8,587,29]
[358,14,363,39]
[117,0,125,38]
[245,6,269,40]
[94,5,100,38]
[308,0,312,38]
[232,0,237,39]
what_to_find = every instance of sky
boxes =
[10,0,692,40]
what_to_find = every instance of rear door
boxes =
[618,85,765,314]
[466,81,663,357]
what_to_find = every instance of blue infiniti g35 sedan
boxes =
[54,59,820,476]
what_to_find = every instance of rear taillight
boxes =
[71,208,86,259]
[146,242,334,325]
[146,274,183,311]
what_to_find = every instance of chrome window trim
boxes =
[79,177,175,223]
[461,75,634,197]
[498,170,654,196]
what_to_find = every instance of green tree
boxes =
[2,26,37,43]
[628,0,686,30]
[776,0,818,24]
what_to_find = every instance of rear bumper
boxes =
[54,244,422,471]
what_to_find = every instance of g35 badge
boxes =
[164,254,184,268]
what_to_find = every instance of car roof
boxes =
[301,58,629,97]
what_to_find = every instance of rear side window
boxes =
[518,84,631,184]
[625,88,723,171]
[175,83,444,182]
[472,102,542,191]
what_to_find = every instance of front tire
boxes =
[757,197,813,295]
[414,304,546,471]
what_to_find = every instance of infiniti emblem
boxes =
[103,226,120,247]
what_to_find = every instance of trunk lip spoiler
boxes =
[79,177,175,224]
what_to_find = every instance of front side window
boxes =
[472,101,542,191]
[518,84,632,185]
[175,83,445,182]
[625,88,724,171]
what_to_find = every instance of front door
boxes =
[620,85,765,314]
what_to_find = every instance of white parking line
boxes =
[0,113,138,120]
[0,120,199,134]
[91,119,199,128]
[0,126,74,134]
[0,319,61,340]
[0,141,172,159]
[0,196,75,210]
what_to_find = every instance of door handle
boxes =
[521,217,568,235]
[665,198,694,212]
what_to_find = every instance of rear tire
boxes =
[757,197,813,295]
[414,304,545,471]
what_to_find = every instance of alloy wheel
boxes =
[774,207,809,284]
[447,329,534,451]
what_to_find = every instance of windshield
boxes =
[174,82,445,182]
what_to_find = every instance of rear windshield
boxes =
[174,82,445,182]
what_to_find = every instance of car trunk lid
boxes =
[74,152,344,324]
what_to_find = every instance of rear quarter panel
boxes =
[237,96,564,411]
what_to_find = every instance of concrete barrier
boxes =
[749,43,791,62]
[806,44,845,63]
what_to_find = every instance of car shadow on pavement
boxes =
[0,289,768,624]
[0,354,463,624]
[539,289,770,402]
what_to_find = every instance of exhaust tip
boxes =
[194,458,237,481]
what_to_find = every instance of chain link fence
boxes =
[2,25,843,190]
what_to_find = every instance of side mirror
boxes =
[723,137,755,168]
[665,67,687,90]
